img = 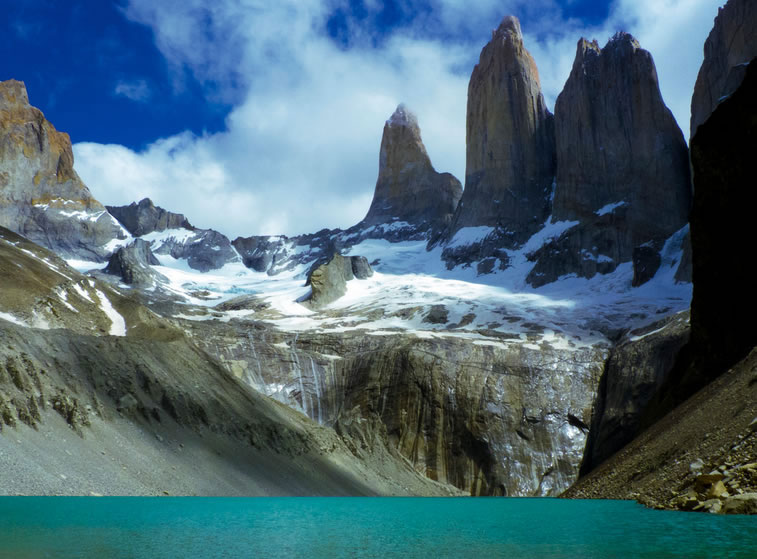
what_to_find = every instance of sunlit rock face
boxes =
[527,33,691,287]
[0,80,124,260]
[690,0,757,136]
[361,104,462,235]
[194,322,605,496]
[447,16,555,248]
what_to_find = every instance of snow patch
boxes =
[595,201,627,216]
[0,311,26,327]
[94,289,126,336]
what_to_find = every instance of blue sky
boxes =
[2,0,724,237]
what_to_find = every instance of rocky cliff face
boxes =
[447,16,555,247]
[690,0,757,136]
[107,198,193,237]
[361,104,461,235]
[528,33,691,286]
[191,320,606,496]
[579,312,690,475]
[0,80,124,260]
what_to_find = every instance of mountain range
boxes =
[1,0,755,511]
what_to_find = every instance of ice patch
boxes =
[595,201,627,216]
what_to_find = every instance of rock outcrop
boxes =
[528,33,691,286]
[305,253,373,308]
[149,228,239,273]
[107,198,193,237]
[447,16,555,247]
[579,312,690,475]
[104,238,165,287]
[361,104,461,235]
[690,0,757,136]
[0,80,124,260]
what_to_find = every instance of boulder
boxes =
[722,493,757,515]
[361,104,461,235]
[690,0,757,136]
[305,253,373,308]
[447,16,555,246]
[632,244,662,287]
[104,238,165,287]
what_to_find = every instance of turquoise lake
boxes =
[1,497,756,558]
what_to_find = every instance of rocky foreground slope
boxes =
[0,226,456,496]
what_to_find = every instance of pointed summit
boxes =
[447,15,555,246]
[526,32,691,287]
[360,104,461,232]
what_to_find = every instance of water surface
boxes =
[1,497,755,558]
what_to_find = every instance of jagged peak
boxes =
[576,37,601,57]
[493,15,522,40]
[605,31,641,51]
[0,79,30,107]
[386,103,419,129]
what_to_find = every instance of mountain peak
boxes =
[494,15,522,39]
[387,103,418,129]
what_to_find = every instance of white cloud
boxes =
[73,0,722,239]
[114,79,151,102]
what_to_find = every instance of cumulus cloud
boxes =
[73,0,722,238]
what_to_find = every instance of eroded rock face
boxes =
[193,321,606,496]
[533,33,691,285]
[690,0,757,136]
[107,198,193,237]
[579,312,690,475]
[0,80,124,260]
[361,104,461,234]
[448,16,555,246]
[104,238,165,287]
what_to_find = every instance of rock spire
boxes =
[361,104,461,233]
[447,15,555,246]
[527,32,691,286]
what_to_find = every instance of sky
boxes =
[2,0,724,238]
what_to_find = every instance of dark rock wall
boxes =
[690,0,757,136]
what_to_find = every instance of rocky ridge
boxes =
[0,80,125,260]
[106,197,193,237]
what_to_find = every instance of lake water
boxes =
[1,497,756,558]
